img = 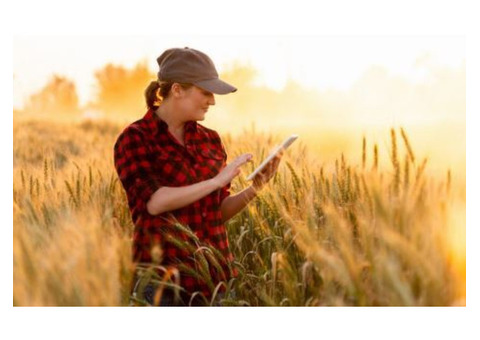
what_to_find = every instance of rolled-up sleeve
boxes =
[114,128,161,216]
[218,138,231,203]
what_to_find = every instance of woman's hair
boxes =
[144,81,193,110]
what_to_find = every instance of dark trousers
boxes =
[143,284,186,306]
[142,284,229,306]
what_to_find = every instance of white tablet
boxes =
[246,134,299,181]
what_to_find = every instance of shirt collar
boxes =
[185,120,198,133]
[143,109,198,136]
[143,109,165,136]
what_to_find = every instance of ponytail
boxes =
[144,81,193,110]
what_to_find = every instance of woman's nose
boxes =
[208,94,215,106]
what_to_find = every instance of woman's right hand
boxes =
[212,153,253,189]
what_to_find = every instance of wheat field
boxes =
[12,118,465,306]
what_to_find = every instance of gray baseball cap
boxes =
[157,47,237,94]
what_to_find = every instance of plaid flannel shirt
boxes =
[114,109,237,300]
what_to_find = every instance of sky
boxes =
[13,36,465,109]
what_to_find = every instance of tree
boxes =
[24,75,80,118]
[92,61,154,119]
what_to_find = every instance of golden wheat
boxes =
[13,119,465,306]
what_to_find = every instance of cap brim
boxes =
[194,78,237,95]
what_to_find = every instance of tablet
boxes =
[246,134,299,181]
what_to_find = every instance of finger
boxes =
[272,157,281,169]
[268,163,277,177]
[264,161,279,178]
[254,171,266,182]
[235,153,253,165]
[261,157,278,172]
[260,163,271,175]
[269,158,280,171]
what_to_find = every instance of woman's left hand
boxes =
[251,151,284,191]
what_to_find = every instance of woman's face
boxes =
[175,85,216,121]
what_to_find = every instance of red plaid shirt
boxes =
[114,109,237,300]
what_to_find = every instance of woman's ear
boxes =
[170,83,185,98]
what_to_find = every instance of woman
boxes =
[114,47,282,306]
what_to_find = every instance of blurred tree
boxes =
[24,75,80,118]
[92,61,154,119]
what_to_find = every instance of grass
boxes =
[12,118,465,306]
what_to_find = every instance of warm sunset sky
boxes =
[13,36,464,109]
[13,35,466,172]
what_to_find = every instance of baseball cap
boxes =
[156,47,237,95]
